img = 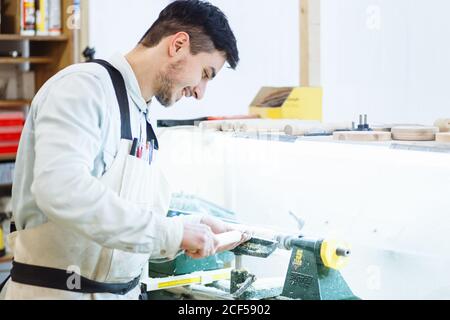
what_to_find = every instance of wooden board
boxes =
[0,153,16,161]
[333,131,392,142]
[436,133,450,143]
[0,100,31,108]
[391,126,438,141]
[285,122,352,136]
[0,57,53,64]
[300,0,310,86]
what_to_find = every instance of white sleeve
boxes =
[31,72,184,257]
[179,214,204,225]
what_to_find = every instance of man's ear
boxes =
[168,32,190,57]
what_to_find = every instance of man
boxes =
[1,0,247,300]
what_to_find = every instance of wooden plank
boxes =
[62,0,76,67]
[310,0,321,86]
[80,0,90,62]
[0,34,68,41]
[300,0,310,86]
[0,57,53,64]
[0,100,31,108]
[391,126,438,141]
[334,131,392,142]
[436,133,450,143]
[0,154,16,161]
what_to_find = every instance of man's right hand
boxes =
[181,223,219,259]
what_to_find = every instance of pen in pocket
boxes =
[137,143,144,159]
[145,142,150,162]
[130,138,138,156]
[149,139,154,165]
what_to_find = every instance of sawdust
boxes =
[235,241,275,257]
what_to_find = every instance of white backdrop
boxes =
[322,0,450,125]
[88,0,300,125]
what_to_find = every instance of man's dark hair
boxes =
[139,0,239,69]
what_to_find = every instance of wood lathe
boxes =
[140,194,357,300]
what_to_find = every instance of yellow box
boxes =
[249,87,322,120]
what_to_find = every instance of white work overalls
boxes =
[2,60,171,300]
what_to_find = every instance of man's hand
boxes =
[200,215,253,253]
[181,223,219,259]
[180,216,253,259]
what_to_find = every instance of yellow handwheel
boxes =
[320,239,351,270]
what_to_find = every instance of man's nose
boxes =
[193,81,208,100]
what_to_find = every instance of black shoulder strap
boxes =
[90,59,159,149]
[91,59,132,141]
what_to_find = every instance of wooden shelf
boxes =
[0,57,53,64]
[0,34,68,42]
[0,154,16,161]
[0,100,31,108]
[0,253,13,264]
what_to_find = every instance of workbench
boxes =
[156,126,450,300]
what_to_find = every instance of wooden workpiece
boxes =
[200,119,321,133]
[434,119,450,133]
[391,126,439,141]
[333,131,392,142]
[436,133,450,143]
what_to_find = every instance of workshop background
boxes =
[90,0,450,125]
[1,0,450,300]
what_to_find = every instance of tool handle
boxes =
[215,231,243,248]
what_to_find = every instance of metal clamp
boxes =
[232,274,256,299]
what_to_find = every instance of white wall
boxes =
[89,0,300,123]
[322,0,450,125]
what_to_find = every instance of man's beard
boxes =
[154,60,185,108]
[154,72,175,107]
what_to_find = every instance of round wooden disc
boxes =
[333,131,392,142]
[436,132,450,143]
[391,126,438,141]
